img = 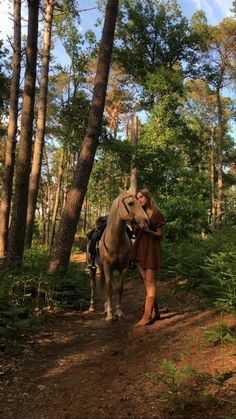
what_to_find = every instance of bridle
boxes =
[121,194,135,216]
[102,194,141,258]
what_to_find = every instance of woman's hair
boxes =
[137,188,157,210]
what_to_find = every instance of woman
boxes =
[131,188,165,326]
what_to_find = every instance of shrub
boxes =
[162,227,236,311]
[0,246,90,349]
[203,321,235,345]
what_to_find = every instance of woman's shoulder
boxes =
[151,207,165,223]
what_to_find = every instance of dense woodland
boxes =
[0,0,236,347]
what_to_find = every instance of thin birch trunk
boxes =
[0,0,21,257]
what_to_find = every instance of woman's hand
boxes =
[139,221,149,232]
[127,212,134,221]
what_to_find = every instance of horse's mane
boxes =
[106,195,121,224]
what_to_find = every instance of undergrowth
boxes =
[0,246,90,350]
[162,226,236,311]
[203,320,236,345]
[146,358,236,414]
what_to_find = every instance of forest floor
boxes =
[0,252,235,419]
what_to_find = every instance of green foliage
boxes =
[146,358,235,413]
[0,38,9,137]
[202,251,236,311]
[146,359,201,411]
[203,321,235,345]
[86,136,134,227]
[163,227,236,310]
[146,358,197,391]
[0,246,90,348]
[0,291,34,349]
[115,0,199,87]
[214,370,236,386]
[48,262,90,309]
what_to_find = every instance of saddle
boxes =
[86,216,108,245]
[86,216,136,254]
[86,216,137,270]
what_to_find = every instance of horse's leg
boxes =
[88,267,97,312]
[103,261,113,321]
[99,265,107,315]
[114,266,127,319]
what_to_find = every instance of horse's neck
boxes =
[105,198,126,243]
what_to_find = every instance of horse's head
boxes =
[118,188,149,225]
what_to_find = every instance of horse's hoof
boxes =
[88,306,95,313]
[105,314,113,322]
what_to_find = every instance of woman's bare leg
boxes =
[137,264,156,296]
[145,269,156,297]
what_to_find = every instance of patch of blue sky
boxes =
[179,0,233,23]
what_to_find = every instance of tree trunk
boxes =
[41,195,47,244]
[49,149,64,252]
[43,146,52,245]
[47,0,119,274]
[62,149,71,211]
[130,114,138,193]
[0,0,21,258]
[25,0,55,247]
[7,0,39,266]
[82,194,88,234]
[209,123,216,227]
[216,87,223,227]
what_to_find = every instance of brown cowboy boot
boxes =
[152,298,161,321]
[135,296,155,327]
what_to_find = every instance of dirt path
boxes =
[0,254,235,419]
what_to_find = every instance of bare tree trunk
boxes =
[83,194,88,234]
[62,149,70,211]
[46,184,51,245]
[43,146,52,245]
[209,122,216,227]
[7,0,39,266]
[49,149,64,252]
[130,114,138,193]
[216,88,223,227]
[25,0,55,247]
[0,0,21,258]
[41,195,47,244]
[47,0,119,274]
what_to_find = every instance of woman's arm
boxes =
[138,222,163,238]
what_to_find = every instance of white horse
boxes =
[87,188,149,321]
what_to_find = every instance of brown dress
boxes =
[131,208,165,269]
